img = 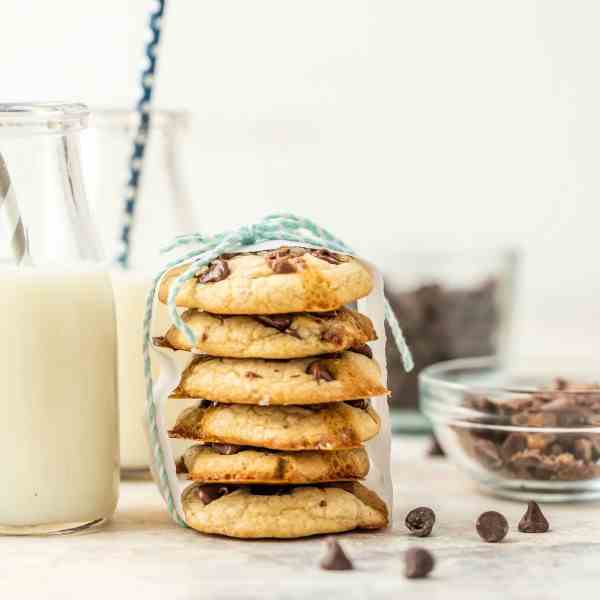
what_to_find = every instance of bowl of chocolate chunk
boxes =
[420,356,600,501]
[384,249,518,429]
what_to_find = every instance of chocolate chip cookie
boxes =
[181,481,388,538]
[171,351,389,405]
[181,444,369,484]
[156,307,376,359]
[158,248,373,314]
[169,401,380,451]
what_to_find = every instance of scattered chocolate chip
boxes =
[405,507,436,537]
[211,444,243,455]
[476,511,509,542]
[345,399,370,410]
[245,371,263,379]
[320,537,354,571]
[265,248,307,274]
[427,434,446,457]
[195,485,230,505]
[350,344,373,359]
[473,439,503,470]
[518,501,549,533]
[255,314,294,331]
[197,259,230,284]
[404,547,435,579]
[306,360,335,382]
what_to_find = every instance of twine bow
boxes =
[143,213,413,525]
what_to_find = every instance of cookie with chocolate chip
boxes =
[181,481,388,539]
[156,307,376,359]
[158,248,373,314]
[171,351,388,406]
[182,444,369,484]
[169,401,380,451]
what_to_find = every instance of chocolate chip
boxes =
[518,500,550,533]
[315,310,338,319]
[473,439,503,470]
[152,336,172,348]
[405,507,436,538]
[197,259,230,284]
[321,329,344,346]
[427,434,446,457]
[245,371,263,379]
[310,249,346,265]
[255,314,294,331]
[265,248,307,274]
[404,547,435,579]
[195,485,230,505]
[175,456,187,474]
[319,537,354,571]
[350,344,373,359]
[345,399,369,410]
[211,444,243,455]
[306,360,335,382]
[476,511,509,542]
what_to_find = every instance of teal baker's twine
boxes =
[143,213,413,526]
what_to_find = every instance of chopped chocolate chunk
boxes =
[255,314,294,332]
[476,511,508,542]
[211,443,243,455]
[501,433,528,460]
[306,360,335,382]
[405,507,436,537]
[350,344,373,359]
[404,547,435,579]
[473,439,503,470]
[319,537,354,571]
[427,434,446,457]
[574,438,594,463]
[197,259,230,284]
[345,399,370,410]
[195,484,230,505]
[245,371,263,379]
[518,501,549,533]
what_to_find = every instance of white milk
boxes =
[111,270,192,472]
[0,266,118,530]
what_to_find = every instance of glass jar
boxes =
[0,102,119,534]
[82,109,195,475]
[384,250,518,430]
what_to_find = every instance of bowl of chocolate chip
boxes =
[384,249,518,430]
[420,356,600,502]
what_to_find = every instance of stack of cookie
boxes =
[155,246,390,539]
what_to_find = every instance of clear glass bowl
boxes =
[420,357,600,502]
[385,249,518,422]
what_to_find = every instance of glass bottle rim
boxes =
[90,107,189,131]
[0,102,89,136]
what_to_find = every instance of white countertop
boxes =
[3,437,599,600]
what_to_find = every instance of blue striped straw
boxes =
[116,0,167,268]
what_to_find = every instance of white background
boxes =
[1,0,599,357]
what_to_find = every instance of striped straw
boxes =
[116,0,167,268]
[0,154,31,265]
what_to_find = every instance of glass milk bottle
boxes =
[0,103,119,534]
[83,109,195,474]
